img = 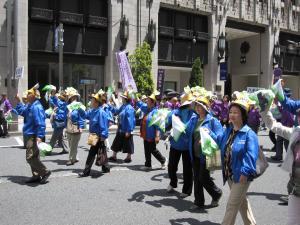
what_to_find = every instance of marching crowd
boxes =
[1,79,300,225]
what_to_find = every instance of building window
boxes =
[30,0,50,9]
[60,0,81,13]
[164,81,177,91]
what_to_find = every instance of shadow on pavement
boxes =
[247,192,287,204]
[170,218,220,225]
[128,188,208,213]
[151,173,169,182]
[0,175,40,187]
[43,159,69,165]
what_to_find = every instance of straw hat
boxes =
[231,99,250,112]
[195,96,210,112]
[65,87,80,100]
[180,93,194,107]
[27,83,41,99]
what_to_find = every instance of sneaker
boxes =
[140,166,152,171]
[66,161,74,166]
[211,192,223,207]
[78,172,90,177]
[167,184,175,193]
[179,192,189,198]
[40,171,51,184]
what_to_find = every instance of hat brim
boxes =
[195,101,209,112]
[180,100,192,107]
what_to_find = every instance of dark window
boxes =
[30,0,50,8]
[164,81,177,92]
[159,9,173,27]
[29,23,53,51]
[60,0,81,13]
[175,12,190,29]
[63,26,83,53]
[173,40,191,62]
[89,0,107,17]
[158,38,173,61]
[84,29,107,56]
[194,16,208,33]
[192,41,208,64]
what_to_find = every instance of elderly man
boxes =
[0,93,12,138]
[15,84,51,184]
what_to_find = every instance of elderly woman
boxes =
[186,96,223,209]
[109,91,135,163]
[79,92,110,177]
[219,100,258,225]
[260,108,300,225]
[65,88,85,166]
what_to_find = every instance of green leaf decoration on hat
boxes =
[171,115,186,142]
[200,128,219,157]
[42,85,56,92]
[184,86,191,94]
[149,108,171,132]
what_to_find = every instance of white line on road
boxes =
[15,137,24,146]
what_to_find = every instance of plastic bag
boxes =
[38,142,53,157]
[171,115,186,142]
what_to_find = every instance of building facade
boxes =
[0,0,300,104]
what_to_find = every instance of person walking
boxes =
[186,96,223,209]
[65,87,85,166]
[219,99,258,225]
[79,92,110,177]
[166,92,194,198]
[15,84,51,184]
[48,91,69,154]
[136,93,167,170]
[0,93,12,138]
[260,105,300,225]
[109,90,136,163]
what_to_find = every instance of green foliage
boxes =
[189,57,203,87]
[129,42,154,95]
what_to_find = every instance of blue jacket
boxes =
[281,96,300,115]
[16,100,46,138]
[85,107,109,139]
[49,95,58,108]
[219,125,258,184]
[111,103,135,133]
[67,102,85,129]
[102,104,114,124]
[167,108,195,151]
[136,101,158,141]
[186,113,223,164]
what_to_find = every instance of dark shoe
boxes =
[25,176,41,183]
[108,156,117,162]
[78,172,90,177]
[211,192,223,207]
[123,158,132,163]
[190,204,205,210]
[102,166,110,173]
[40,171,51,184]
[66,161,74,166]
[271,156,282,161]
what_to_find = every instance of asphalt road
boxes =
[0,131,288,225]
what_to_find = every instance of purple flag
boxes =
[116,51,137,92]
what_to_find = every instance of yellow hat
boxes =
[180,93,194,107]
[195,96,210,112]
[148,93,157,102]
[91,93,101,102]
[65,87,80,100]
[231,99,250,112]
[120,89,135,100]
[27,83,41,99]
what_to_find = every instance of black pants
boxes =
[168,147,193,195]
[193,156,222,207]
[144,140,166,167]
[0,115,8,136]
[83,141,109,175]
[269,131,276,148]
[275,135,289,159]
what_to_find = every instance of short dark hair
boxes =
[229,103,248,125]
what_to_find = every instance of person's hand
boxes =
[36,138,42,144]
[15,95,21,103]
[125,132,130,138]
[155,136,160,144]
[239,175,248,184]
[79,128,83,133]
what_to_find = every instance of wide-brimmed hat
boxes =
[195,96,210,112]
[27,83,41,99]
[230,99,250,112]
[65,87,80,100]
[148,93,157,102]
[180,93,194,107]
[120,89,135,100]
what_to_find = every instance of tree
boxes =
[189,57,203,87]
[129,42,154,95]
